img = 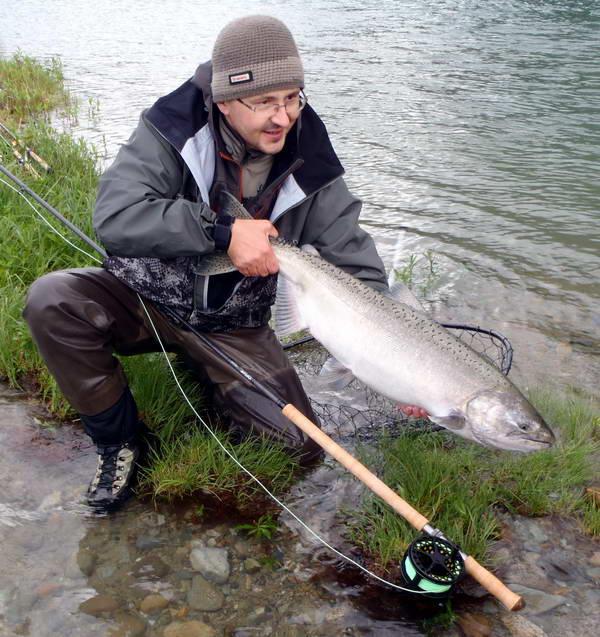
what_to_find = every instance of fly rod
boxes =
[0,163,524,610]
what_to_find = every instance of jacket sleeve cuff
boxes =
[212,214,235,251]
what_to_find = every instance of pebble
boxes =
[79,593,120,616]
[163,620,216,637]
[187,575,225,611]
[112,611,147,637]
[190,545,230,584]
[243,558,261,574]
[590,552,600,567]
[76,548,97,576]
[140,593,170,614]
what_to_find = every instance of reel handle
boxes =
[282,404,524,611]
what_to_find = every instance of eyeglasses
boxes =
[237,91,307,116]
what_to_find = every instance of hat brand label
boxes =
[229,71,254,85]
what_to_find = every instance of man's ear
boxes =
[216,102,230,116]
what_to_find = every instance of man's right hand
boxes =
[227,219,280,277]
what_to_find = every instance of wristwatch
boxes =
[213,214,235,251]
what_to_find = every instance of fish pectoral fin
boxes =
[318,356,355,390]
[273,274,307,336]
[429,409,466,431]
[384,281,426,312]
[300,244,320,257]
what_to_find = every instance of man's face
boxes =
[217,88,302,155]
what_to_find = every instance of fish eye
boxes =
[518,421,533,432]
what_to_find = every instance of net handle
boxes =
[282,403,524,611]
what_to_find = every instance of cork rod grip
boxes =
[282,403,524,612]
[282,404,429,530]
[464,556,524,610]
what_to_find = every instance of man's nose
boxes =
[271,106,291,127]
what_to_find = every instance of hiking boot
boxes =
[86,440,141,512]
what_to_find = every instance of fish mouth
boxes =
[490,434,555,452]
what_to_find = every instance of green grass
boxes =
[138,428,298,511]
[0,52,75,121]
[348,389,600,572]
[0,53,299,511]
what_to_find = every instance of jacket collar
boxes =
[146,61,344,197]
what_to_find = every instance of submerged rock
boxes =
[163,619,216,637]
[187,575,225,612]
[79,593,120,616]
[140,593,169,614]
[190,544,230,584]
[501,614,548,637]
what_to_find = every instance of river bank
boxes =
[2,382,599,637]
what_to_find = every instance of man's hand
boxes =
[397,404,430,420]
[228,219,279,277]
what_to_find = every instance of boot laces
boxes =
[90,443,136,495]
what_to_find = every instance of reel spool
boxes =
[401,536,465,598]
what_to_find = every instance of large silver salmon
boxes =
[198,196,555,452]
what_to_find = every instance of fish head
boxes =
[464,389,555,452]
[430,389,555,452]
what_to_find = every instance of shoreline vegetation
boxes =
[0,53,598,581]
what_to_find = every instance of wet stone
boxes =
[112,611,147,637]
[243,558,261,574]
[501,614,548,637]
[140,593,170,614]
[136,535,164,551]
[190,544,230,584]
[586,566,600,581]
[509,585,568,615]
[76,548,97,576]
[187,575,225,612]
[163,619,217,637]
[79,593,120,616]
[457,613,492,637]
[590,551,600,567]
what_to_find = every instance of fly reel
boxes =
[401,535,465,597]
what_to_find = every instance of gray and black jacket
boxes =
[94,62,387,332]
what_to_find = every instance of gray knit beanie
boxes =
[211,15,304,102]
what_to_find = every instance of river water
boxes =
[1,1,599,635]
[1,0,598,391]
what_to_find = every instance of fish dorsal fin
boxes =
[318,356,355,391]
[221,191,253,220]
[384,281,426,312]
[273,274,307,336]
